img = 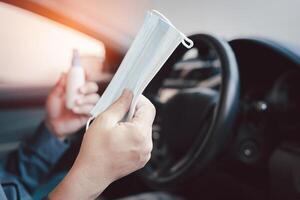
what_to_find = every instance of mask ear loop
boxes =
[181,35,194,49]
[151,10,194,49]
[85,116,95,131]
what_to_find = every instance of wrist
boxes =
[45,119,66,141]
[49,156,111,200]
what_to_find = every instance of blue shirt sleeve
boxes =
[0,122,70,199]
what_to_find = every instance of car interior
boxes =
[0,1,300,200]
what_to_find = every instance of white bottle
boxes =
[66,49,85,110]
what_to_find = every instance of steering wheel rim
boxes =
[140,34,240,189]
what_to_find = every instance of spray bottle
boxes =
[66,49,85,109]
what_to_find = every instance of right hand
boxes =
[49,89,156,200]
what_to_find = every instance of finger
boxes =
[72,105,94,115]
[76,93,100,106]
[79,115,90,124]
[52,73,67,95]
[79,82,98,95]
[101,89,133,124]
[56,73,67,87]
[131,95,156,126]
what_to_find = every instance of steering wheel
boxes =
[140,34,240,188]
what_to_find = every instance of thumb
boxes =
[103,89,133,124]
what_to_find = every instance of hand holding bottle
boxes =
[45,74,100,140]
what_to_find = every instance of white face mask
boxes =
[87,10,193,128]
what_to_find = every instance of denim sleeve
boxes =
[0,122,70,199]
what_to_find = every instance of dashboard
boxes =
[228,38,300,199]
[230,38,300,142]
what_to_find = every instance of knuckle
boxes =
[92,82,99,90]
[142,142,153,155]
[129,148,152,170]
[145,153,152,163]
[146,140,153,153]
[149,103,156,115]
[131,126,152,146]
[139,153,151,168]
[84,82,98,93]
[133,131,146,143]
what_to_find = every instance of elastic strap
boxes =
[85,116,95,131]
[151,10,194,49]
[181,36,194,49]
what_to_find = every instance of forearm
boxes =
[5,122,70,193]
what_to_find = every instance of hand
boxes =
[45,74,100,140]
[49,90,156,200]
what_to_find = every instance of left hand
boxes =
[45,74,100,140]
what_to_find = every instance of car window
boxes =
[0,2,105,88]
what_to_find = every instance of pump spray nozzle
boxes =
[71,49,81,67]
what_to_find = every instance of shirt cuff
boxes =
[27,122,70,166]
